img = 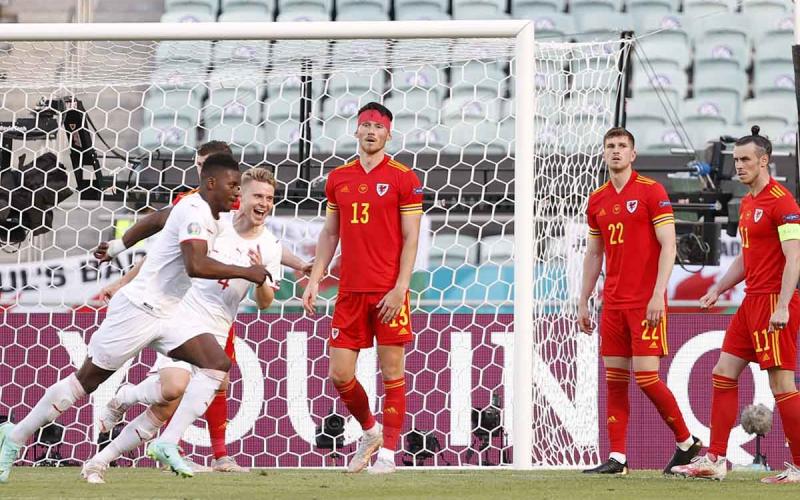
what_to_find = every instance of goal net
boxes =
[0,21,629,469]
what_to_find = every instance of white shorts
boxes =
[148,312,231,375]
[87,293,207,371]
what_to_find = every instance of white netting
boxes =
[0,31,629,468]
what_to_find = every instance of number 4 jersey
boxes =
[179,212,283,336]
[586,171,675,309]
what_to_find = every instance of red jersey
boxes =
[325,155,423,292]
[586,171,674,309]
[738,177,800,295]
[172,188,240,210]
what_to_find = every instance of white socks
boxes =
[9,373,86,445]
[158,369,226,445]
[93,409,164,467]
[117,376,168,407]
[609,452,626,464]
[677,436,695,452]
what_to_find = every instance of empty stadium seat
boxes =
[634,14,691,70]
[221,0,274,16]
[391,65,448,101]
[394,0,449,19]
[742,0,790,41]
[680,98,728,148]
[570,0,624,20]
[694,67,747,123]
[452,0,506,19]
[627,0,680,23]
[683,0,735,16]
[276,0,331,21]
[632,66,688,108]
[450,61,507,101]
[139,116,198,154]
[165,0,219,16]
[625,97,670,140]
[523,13,575,40]
[574,11,633,42]
[683,95,736,126]
[742,96,793,133]
[511,0,567,17]
[206,122,266,154]
[754,32,794,96]
[218,6,272,20]
[638,126,686,153]
[336,0,388,20]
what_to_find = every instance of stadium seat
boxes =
[625,97,670,140]
[452,0,506,19]
[450,61,507,101]
[521,13,575,41]
[570,0,624,19]
[771,127,798,153]
[511,0,567,17]
[336,0,388,20]
[634,14,691,70]
[165,0,219,16]
[429,233,480,267]
[754,32,794,97]
[632,65,687,108]
[744,2,791,42]
[682,95,736,126]
[220,0,274,16]
[144,84,205,124]
[139,116,198,154]
[276,0,331,21]
[683,0,735,16]
[391,65,448,101]
[205,79,264,124]
[573,11,633,42]
[627,0,680,24]
[206,122,266,154]
[742,96,793,134]
[324,70,386,99]
[218,7,272,21]
[393,0,448,19]
[160,8,215,22]
[694,66,747,123]
[680,98,728,148]
[637,126,686,153]
[693,34,749,74]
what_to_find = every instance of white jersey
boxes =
[121,192,220,317]
[179,212,282,335]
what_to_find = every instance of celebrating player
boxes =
[302,102,423,474]
[0,154,268,483]
[672,127,800,483]
[578,127,701,475]
[95,141,310,472]
[81,167,282,483]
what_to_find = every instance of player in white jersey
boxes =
[81,167,282,483]
[0,154,269,484]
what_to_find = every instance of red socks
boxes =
[205,389,228,459]
[382,377,406,451]
[708,374,738,457]
[776,390,800,465]
[334,377,376,431]
[635,370,691,443]
[605,368,630,454]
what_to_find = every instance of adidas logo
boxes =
[599,208,607,216]
[399,328,409,336]
[340,185,350,193]
[649,341,658,349]
[666,416,675,423]
[385,406,399,415]
[763,353,771,361]
[607,416,618,423]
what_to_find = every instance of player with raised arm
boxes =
[0,154,268,483]
[81,167,282,483]
[302,102,423,474]
[672,127,800,483]
[578,128,701,475]
[95,141,310,473]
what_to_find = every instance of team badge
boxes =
[754,208,763,223]
[332,328,339,339]
[358,184,368,194]
[612,204,621,214]
[626,200,638,213]
[377,183,389,196]
[187,222,202,236]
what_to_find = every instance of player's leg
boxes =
[583,309,630,475]
[208,328,247,472]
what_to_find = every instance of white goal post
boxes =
[0,20,629,470]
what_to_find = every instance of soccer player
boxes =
[96,142,310,472]
[578,127,701,475]
[672,127,800,483]
[302,102,423,474]
[81,167,283,483]
[0,154,268,483]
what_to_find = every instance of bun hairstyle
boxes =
[735,124,772,160]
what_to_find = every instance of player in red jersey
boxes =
[94,141,310,473]
[303,102,423,474]
[672,127,800,483]
[579,128,701,475]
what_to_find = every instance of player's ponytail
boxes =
[735,124,772,160]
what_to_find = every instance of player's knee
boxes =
[767,369,796,395]
[711,362,736,379]
[328,367,354,386]
[161,377,190,401]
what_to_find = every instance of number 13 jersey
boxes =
[586,171,675,309]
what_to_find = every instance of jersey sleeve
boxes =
[773,192,800,242]
[324,173,338,214]
[586,194,601,239]
[399,170,424,216]
[175,200,213,244]
[647,182,675,229]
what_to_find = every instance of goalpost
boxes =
[0,21,629,469]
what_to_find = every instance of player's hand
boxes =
[300,261,313,277]
[99,282,121,303]
[699,286,720,309]
[93,241,111,262]
[769,306,789,333]
[577,302,594,334]
[247,247,273,286]
[303,281,319,316]
[377,286,406,324]
[646,294,665,327]
[244,264,269,286]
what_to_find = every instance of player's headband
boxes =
[357,109,392,131]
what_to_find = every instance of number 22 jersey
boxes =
[586,171,675,309]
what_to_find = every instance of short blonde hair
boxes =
[241,167,276,188]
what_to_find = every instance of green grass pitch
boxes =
[2,468,799,499]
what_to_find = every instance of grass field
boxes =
[2,468,800,499]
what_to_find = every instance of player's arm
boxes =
[180,240,268,285]
[700,254,745,309]
[578,233,604,334]
[93,207,172,262]
[302,210,340,315]
[280,246,312,276]
[769,227,800,330]
[646,222,677,326]
[377,212,421,323]
[98,257,145,302]
[253,280,275,309]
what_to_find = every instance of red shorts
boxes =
[330,291,413,350]
[225,325,236,362]
[722,292,799,370]
[600,307,668,357]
